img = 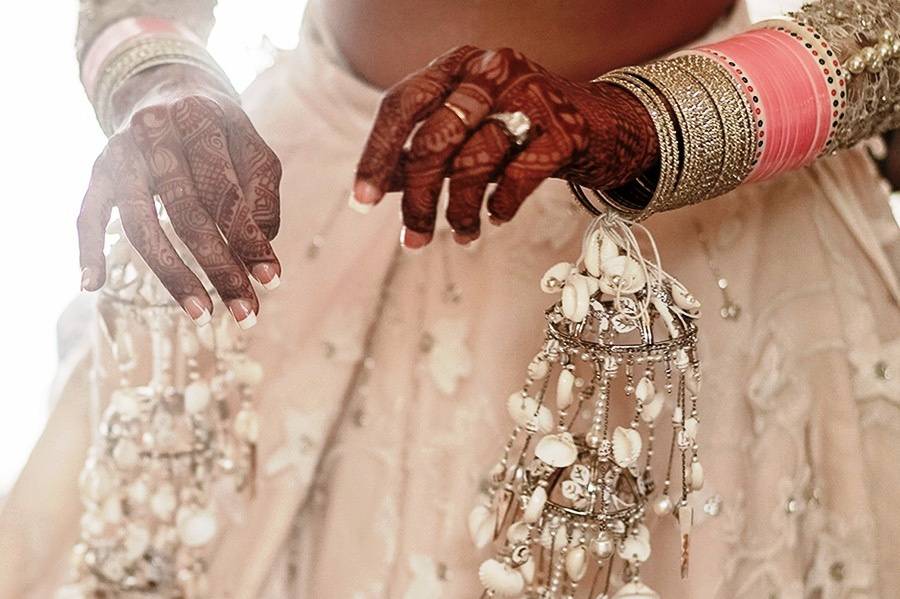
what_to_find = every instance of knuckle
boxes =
[378,88,403,116]
[129,105,164,132]
[171,94,225,121]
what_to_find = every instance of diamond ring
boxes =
[486,111,533,146]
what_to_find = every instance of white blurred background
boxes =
[0,1,306,492]
[0,0,897,495]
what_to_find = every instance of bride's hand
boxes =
[77,63,282,328]
[353,46,659,248]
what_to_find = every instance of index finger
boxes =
[353,45,481,205]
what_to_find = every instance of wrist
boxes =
[588,80,660,187]
[82,17,236,135]
[81,17,203,101]
[106,62,237,133]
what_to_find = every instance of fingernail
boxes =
[348,193,372,214]
[81,267,95,291]
[400,227,432,250]
[353,180,382,205]
[252,263,281,291]
[228,299,258,330]
[452,230,480,246]
[183,296,212,327]
[489,215,507,227]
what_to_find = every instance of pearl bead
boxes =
[184,380,211,413]
[882,29,895,43]
[877,41,893,61]
[590,532,614,560]
[861,46,878,67]
[653,495,673,516]
[893,39,900,57]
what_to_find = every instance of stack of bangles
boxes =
[80,17,237,136]
[577,1,900,220]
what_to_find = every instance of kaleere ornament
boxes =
[59,227,260,599]
[473,187,704,597]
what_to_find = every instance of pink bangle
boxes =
[81,17,202,101]
[693,21,841,182]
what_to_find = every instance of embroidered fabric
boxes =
[790,0,900,149]
[76,0,217,60]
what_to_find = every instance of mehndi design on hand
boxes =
[77,66,282,328]
[353,46,659,247]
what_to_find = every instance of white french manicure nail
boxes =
[262,273,280,291]
[251,263,281,291]
[348,193,372,214]
[237,311,257,330]
[228,300,257,330]
[183,296,212,327]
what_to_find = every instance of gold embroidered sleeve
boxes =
[791,0,900,149]
[76,0,218,60]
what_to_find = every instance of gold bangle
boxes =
[668,53,756,198]
[627,61,725,207]
[595,72,680,218]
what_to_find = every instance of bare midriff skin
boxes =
[319,0,737,88]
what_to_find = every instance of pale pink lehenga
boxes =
[1,3,899,598]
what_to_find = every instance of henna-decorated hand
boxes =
[353,46,659,248]
[78,63,282,328]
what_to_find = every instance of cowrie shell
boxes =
[612,580,661,598]
[467,503,497,549]
[565,546,588,581]
[523,486,547,523]
[556,368,575,410]
[635,376,655,403]
[506,393,553,434]
[641,391,665,423]
[599,255,646,294]
[541,262,574,293]
[478,558,524,597]
[612,426,642,468]
[535,432,578,469]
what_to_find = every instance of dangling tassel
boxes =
[471,188,704,598]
